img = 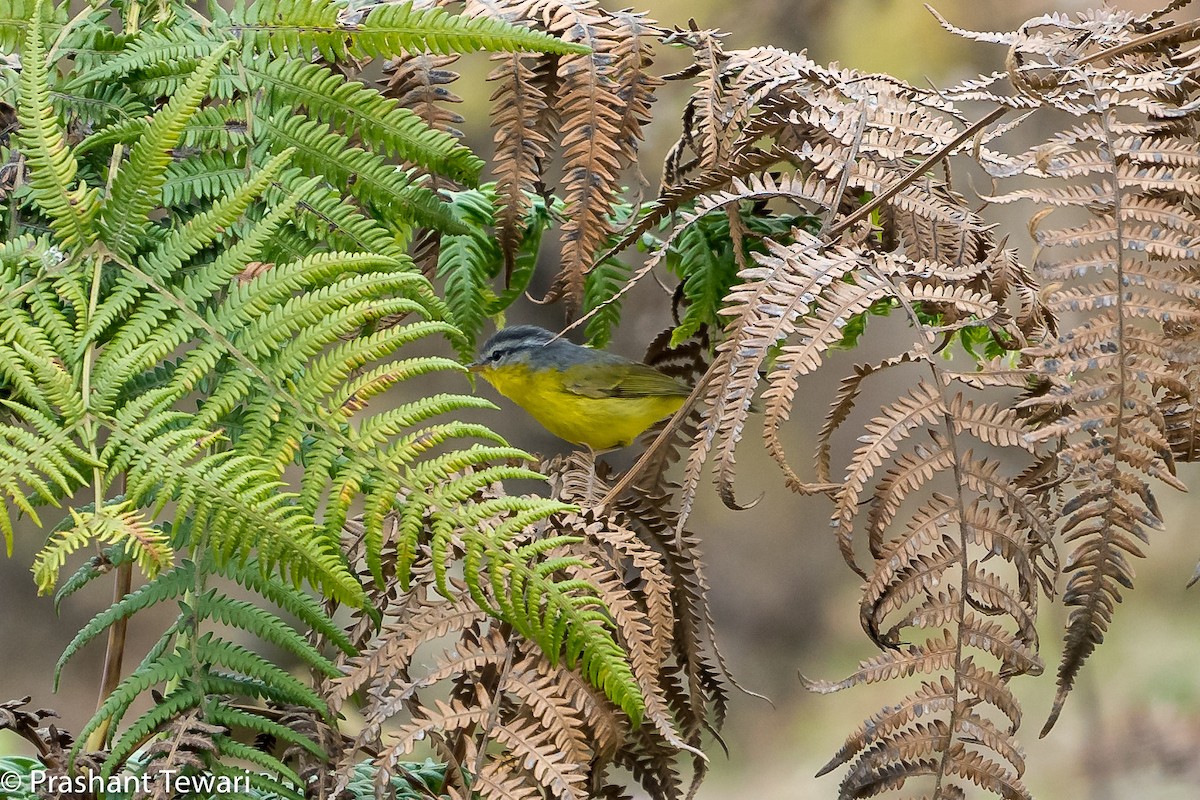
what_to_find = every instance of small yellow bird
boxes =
[468,326,689,452]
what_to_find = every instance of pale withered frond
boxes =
[947,3,1200,734]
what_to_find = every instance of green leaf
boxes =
[16,0,100,249]
[100,40,236,259]
[219,0,589,62]
[250,58,481,184]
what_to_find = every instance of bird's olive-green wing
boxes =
[561,362,690,399]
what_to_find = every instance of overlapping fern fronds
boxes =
[336,453,723,799]
[10,0,1200,797]
[367,0,663,316]
[3,0,589,258]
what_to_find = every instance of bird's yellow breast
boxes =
[477,363,685,451]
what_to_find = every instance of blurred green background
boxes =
[5,1,1200,797]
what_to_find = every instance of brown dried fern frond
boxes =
[0,697,74,771]
[543,1,658,313]
[461,0,663,308]
[337,589,602,800]
[550,455,730,793]
[797,338,1053,798]
[607,48,1051,516]
[132,713,227,800]
[463,0,558,278]
[486,47,555,278]
[773,240,1054,796]
[943,3,1200,734]
[381,53,465,138]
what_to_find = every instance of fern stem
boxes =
[471,627,517,777]
[867,262,971,798]
[826,105,1008,240]
[89,560,132,749]
[931,381,972,799]
[82,212,117,750]
[1041,98,1129,737]
[5,156,21,240]
[81,0,145,742]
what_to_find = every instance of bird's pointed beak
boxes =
[466,362,484,373]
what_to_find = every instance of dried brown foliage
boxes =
[936,3,1200,735]
[132,714,228,800]
[570,2,1200,797]
[0,697,76,773]
[382,53,466,139]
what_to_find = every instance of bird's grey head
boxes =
[473,326,559,370]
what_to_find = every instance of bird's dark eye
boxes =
[489,351,502,362]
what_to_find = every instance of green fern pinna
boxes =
[0,0,642,795]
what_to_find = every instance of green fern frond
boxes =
[77,624,330,758]
[267,167,409,260]
[199,672,316,713]
[50,83,148,127]
[250,58,481,183]
[464,533,646,725]
[203,704,325,759]
[53,539,137,612]
[32,499,172,595]
[190,632,327,712]
[202,710,324,772]
[258,113,467,233]
[210,737,304,792]
[323,356,467,414]
[350,394,498,448]
[0,0,64,54]
[422,185,559,349]
[75,115,149,156]
[222,556,354,655]
[437,232,497,346]
[219,0,588,62]
[670,220,735,345]
[57,25,133,68]
[16,0,100,249]
[344,2,591,58]
[582,257,631,348]
[65,28,219,89]
[98,414,362,605]
[55,561,196,688]
[101,685,205,774]
[0,420,92,556]
[190,590,338,677]
[88,149,296,370]
[100,40,236,259]
[434,188,504,344]
[162,150,258,208]
[180,104,253,149]
[76,651,195,751]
